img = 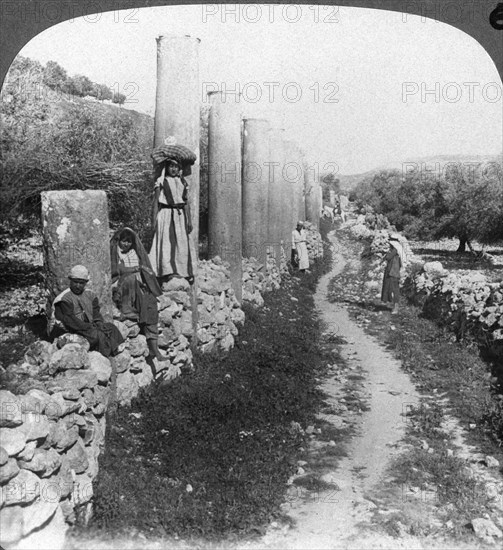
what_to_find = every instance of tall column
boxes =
[297,148,307,222]
[283,139,298,247]
[208,91,242,303]
[42,190,113,320]
[155,34,201,342]
[242,118,270,265]
[304,161,321,229]
[267,128,285,267]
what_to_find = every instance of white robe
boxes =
[292,229,309,270]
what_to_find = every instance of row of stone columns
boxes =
[42,35,322,319]
[154,34,322,304]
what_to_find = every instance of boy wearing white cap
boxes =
[52,265,124,357]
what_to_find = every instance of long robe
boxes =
[53,288,124,357]
[381,247,401,304]
[292,229,309,270]
[110,227,162,339]
[148,173,193,278]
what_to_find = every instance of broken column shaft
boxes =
[41,190,113,320]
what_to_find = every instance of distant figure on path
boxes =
[381,235,403,314]
[110,227,168,362]
[338,194,349,223]
[52,265,124,357]
[292,221,310,273]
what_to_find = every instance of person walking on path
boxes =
[52,265,124,357]
[381,234,404,314]
[110,227,168,362]
[292,221,310,273]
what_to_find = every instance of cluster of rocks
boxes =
[194,257,245,354]
[405,263,503,343]
[0,334,112,549]
[304,221,324,261]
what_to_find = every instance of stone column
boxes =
[208,91,242,303]
[155,34,200,341]
[41,190,113,320]
[155,34,200,247]
[297,148,307,222]
[329,188,336,206]
[267,128,285,267]
[242,118,270,265]
[305,162,320,228]
[283,139,298,249]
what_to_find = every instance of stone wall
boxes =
[0,230,326,549]
[346,213,503,364]
[1,334,110,549]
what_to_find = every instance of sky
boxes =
[17,4,503,175]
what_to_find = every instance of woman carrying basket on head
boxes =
[148,138,196,284]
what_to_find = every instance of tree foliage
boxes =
[1,56,153,244]
[352,162,503,249]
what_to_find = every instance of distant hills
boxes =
[335,153,502,193]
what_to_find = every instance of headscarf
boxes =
[110,227,162,296]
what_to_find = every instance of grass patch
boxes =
[88,243,334,541]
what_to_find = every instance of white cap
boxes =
[68,265,90,280]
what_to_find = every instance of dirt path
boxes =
[257,231,434,549]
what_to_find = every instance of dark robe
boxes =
[54,288,124,357]
[110,227,161,333]
[381,247,401,304]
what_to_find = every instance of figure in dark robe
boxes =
[110,227,168,361]
[52,265,124,357]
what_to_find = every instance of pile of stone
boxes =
[406,264,503,342]
[194,257,245,353]
[304,221,323,260]
[242,257,266,307]
[0,334,112,549]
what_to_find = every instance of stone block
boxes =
[71,472,93,507]
[55,333,90,351]
[1,469,40,506]
[0,391,22,427]
[114,349,132,374]
[0,428,27,456]
[16,504,67,550]
[19,394,44,415]
[127,335,148,358]
[162,277,190,292]
[16,441,36,462]
[64,440,88,474]
[0,446,8,466]
[49,423,79,451]
[88,351,112,384]
[116,371,139,405]
[17,448,61,478]
[0,458,19,484]
[49,370,98,392]
[18,413,50,441]
[157,294,173,311]
[48,343,90,375]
